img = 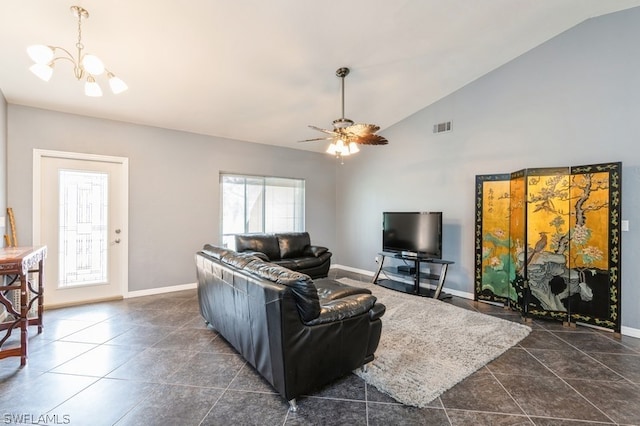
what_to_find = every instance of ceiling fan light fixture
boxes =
[326,142,338,155]
[348,142,360,154]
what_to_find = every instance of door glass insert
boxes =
[58,169,109,287]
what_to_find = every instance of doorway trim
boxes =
[33,149,129,301]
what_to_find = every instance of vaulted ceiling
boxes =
[2,1,639,152]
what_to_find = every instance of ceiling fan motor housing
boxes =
[336,67,350,78]
[333,117,354,128]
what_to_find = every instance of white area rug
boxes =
[341,278,532,407]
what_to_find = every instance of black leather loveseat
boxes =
[234,232,331,279]
[196,244,385,411]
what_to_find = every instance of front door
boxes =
[33,150,129,308]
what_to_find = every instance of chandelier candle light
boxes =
[27,5,127,97]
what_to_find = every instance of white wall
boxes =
[7,105,337,292]
[336,8,640,332]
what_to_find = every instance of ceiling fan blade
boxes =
[308,125,338,136]
[354,134,389,145]
[298,137,333,143]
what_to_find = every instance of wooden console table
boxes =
[0,246,47,366]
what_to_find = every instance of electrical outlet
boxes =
[622,220,629,232]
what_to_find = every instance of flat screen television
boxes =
[382,212,442,259]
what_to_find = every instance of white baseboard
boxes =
[438,287,475,300]
[621,326,640,338]
[332,264,374,276]
[126,282,197,299]
[331,264,475,300]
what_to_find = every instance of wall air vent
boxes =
[433,121,452,134]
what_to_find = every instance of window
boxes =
[58,169,108,287]
[221,174,305,248]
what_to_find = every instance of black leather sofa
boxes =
[234,232,331,279]
[196,244,385,411]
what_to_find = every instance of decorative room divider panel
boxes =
[474,162,622,332]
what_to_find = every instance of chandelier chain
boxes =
[76,10,84,51]
[74,10,84,80]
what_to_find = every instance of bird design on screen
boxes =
[475,162,622,332]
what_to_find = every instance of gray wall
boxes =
[0,89,6,231]
[7,105,337,292]
[336,8,640,332]
[0,90,5,319]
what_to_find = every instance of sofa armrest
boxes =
[315,278,371,301]
[304,245,329,257]
[368,303,386,321]
[304,294,377,326]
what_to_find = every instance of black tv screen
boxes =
[382,212,442,259]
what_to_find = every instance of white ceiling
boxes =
[2,1,640,152]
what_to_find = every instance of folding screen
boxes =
[474,162,622,332]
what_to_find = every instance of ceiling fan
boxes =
[300,67,388,159]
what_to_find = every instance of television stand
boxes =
[372,252,454,300]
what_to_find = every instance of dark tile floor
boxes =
[1,269,639,425]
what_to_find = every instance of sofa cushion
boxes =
[290,257,325,271]
[314,278,372,302]
[240,251,270,262]
[277,232,311,259]
[304,245,328,257]
[305,293,377,326]
[243,258,321,322]
[221,251,261,270]
[235,233,281,260]
[271,259,298,270]
[202,244,231,260]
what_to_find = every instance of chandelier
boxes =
[27,5,127,97]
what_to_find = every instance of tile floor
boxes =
[1,269,639,425]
